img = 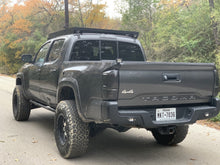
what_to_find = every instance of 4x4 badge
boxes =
[122,89,134,94]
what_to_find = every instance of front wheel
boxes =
[151,125,189,145]
[54,100,89,158]
[12,86,30,121]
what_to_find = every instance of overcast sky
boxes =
[11,0,122,18]
[102,0,121,18]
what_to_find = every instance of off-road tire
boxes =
[12,86,30,121]
[54,100,89,158]
[151,125,189,145]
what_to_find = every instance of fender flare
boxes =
[57,77,87,121]
[16,72,23,86]
[15,73,29,99]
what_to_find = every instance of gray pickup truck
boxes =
[13,27,220,158]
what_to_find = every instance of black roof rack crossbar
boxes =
[48,27,139,40]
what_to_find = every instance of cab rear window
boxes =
[70,40,100,61]
[70,40,144,61]
[118,42,144,61]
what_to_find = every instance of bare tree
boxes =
[78,0,85,27]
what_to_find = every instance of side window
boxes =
[101,41,117,60]
[70,40,100,61]
[118,42,144,61]
[35,42,51,65]
[48,40,65,62]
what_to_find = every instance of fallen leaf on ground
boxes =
[190,158,196,161]
[32,140,38,143]
[0,140,5,143]
[15,159,19,162]
[50,158,57,161]
[197,120,220,130]
[32,138,38,143]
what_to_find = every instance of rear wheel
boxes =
[151,125,189,145]
[54,100,89,158]
[12,86,30,121]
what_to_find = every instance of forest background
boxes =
[1,0,220,74]
[1,0,220,122]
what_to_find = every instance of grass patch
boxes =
[209,93,220,122]
[209,112,220,122]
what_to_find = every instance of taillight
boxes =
[214,70,219,96]
[102,70,119,100]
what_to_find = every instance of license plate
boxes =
[156,108,176,121]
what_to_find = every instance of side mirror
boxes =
[21,54,32,63]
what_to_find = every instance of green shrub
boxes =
[209,112,220,122]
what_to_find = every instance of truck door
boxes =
[39,39,65,107]
[28,42,51,101]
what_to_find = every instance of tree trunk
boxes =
[78,0,85,27]
[209,0,214,8]
[64,0,69,29]
[209,0,219,47]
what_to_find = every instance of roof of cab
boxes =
[48,27,139,40]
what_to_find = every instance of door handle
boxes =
[163,73,181,82]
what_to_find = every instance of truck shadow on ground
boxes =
[28,109,55,132]
[27,109,197,164]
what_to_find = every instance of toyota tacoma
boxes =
[12,27,220,158]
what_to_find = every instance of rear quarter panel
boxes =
[60,61,115,121]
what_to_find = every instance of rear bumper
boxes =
[101,98,220,129]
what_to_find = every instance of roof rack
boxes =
[48,27,139,40]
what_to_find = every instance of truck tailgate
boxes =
[118,62,215,107]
